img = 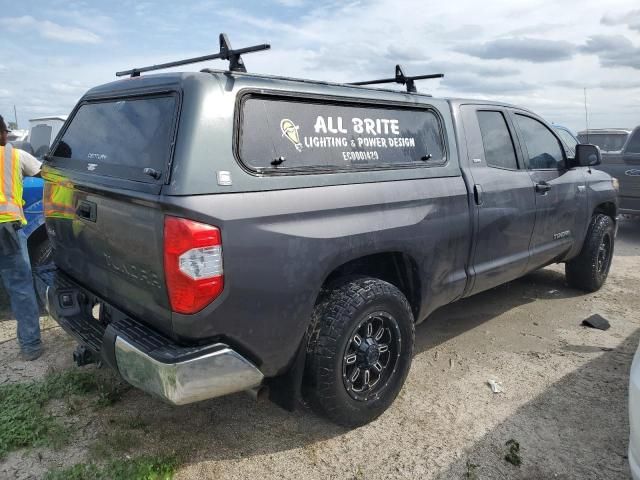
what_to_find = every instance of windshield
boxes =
[577,133,629,152]
[553,127,578,156]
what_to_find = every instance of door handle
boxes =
[76,200,97,222]
[535,182,551,194]
[473,184,483,205]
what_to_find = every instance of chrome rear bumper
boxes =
[115,337,264,405]
[36,267,264,406]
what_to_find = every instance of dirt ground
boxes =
[1,218,640,479]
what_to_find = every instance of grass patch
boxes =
[0,369,102,457]
[45,455,178,480]
[89,430,139,460]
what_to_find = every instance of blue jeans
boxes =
[0,230,41,353]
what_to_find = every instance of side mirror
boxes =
[575,144,601,167]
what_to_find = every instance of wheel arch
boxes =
[593,201,617,221]
[319,251,422,319]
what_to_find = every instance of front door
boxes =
[460,106,537,295]
[510,112,587,268]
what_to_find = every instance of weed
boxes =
[504,439,522,467]
[45,455,178,480]
[91,370,131,408]
[0,370,99,457]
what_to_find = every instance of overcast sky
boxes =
[1,0,639,131]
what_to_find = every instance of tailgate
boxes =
[45,178,171,333]
[43,92,180,334]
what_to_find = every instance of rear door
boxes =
[511,112,587,267]
[44,92,180,334]
[460,106,537,295]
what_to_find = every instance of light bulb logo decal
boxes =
[280,119,303,152]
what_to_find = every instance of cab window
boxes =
[515,114,564,169]
[476,111,519,170]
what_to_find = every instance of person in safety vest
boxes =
[0,115,43,360]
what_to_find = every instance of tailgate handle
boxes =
[76,200,97,222]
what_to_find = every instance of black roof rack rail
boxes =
[115,33,270,78]
[349,65,444,93]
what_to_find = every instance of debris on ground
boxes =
[581,314,611,331]
[504,439,522,467]
[487,379,504,393]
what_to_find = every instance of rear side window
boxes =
[515,114,564,169]
[476,111,518,169]
[238,96,446,172]
[52,95,178,183]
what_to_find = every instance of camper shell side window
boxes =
[236,92,447,174]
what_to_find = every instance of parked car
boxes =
[35,44,618,427]
[630,342,640,479]
[578,128,640,215]
[552,124,579,157]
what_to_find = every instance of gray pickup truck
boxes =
[36,42,618,427]
[578,127,640,215]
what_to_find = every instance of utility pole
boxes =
[13,105,18,129]
[583,88,589,143]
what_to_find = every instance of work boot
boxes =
[20,348,43,361]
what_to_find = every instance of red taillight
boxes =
[164,216,224,314]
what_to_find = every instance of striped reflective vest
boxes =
[0,144,26,224]
[43,177,75,220]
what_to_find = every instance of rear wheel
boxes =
[565,214,615,292]
[305,277,414,427]
[29,238,53,267]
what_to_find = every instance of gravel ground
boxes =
[1,217,639,479]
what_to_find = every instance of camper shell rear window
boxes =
[50,93,179,183]
[237,94,447,173]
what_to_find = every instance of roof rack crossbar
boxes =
[349,65,444,93]
[115,33,270,78]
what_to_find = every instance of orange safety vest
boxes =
[0,144,26,224]
[43,180,75,220]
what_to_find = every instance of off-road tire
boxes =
[305,277,414,427]
[565,214,615,292]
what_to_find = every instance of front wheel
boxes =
[565,214,615,292]
[304,277,415,427]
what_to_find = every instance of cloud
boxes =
[50,82,89,94]
[601,9,640,32]
[274,0,305,6]
[442,73,536,94]
[580,35,640,69]
[0,16,101,44]
[505,23,567,36]
[458,37,577,63]
[555,79,640,90]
